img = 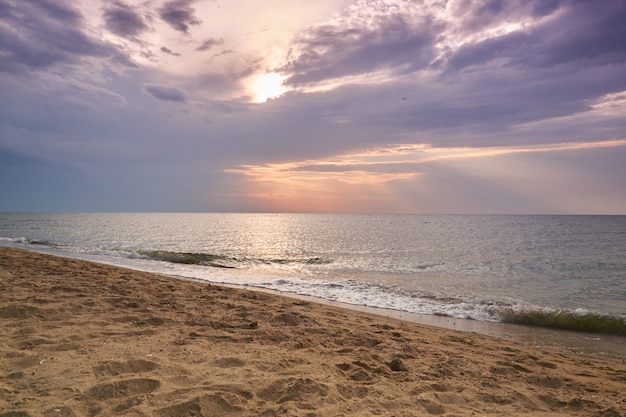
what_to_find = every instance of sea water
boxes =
[1,213,624,358]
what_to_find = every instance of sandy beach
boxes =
[1,246,625,417]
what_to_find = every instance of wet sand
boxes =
[1,246,625,416]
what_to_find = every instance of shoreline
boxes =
[4,242,625,360]
[236,287,626,361]
[1,246,625,416]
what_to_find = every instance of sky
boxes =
[1,0,625,214]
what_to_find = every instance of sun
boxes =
[252,73,286,103]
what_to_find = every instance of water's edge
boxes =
[8,244,625,361]
[241,286,626,361]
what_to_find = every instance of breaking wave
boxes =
[136,250,238,268]
[135,249,332,269]
[493,306,626,336]
[0,236,54,246]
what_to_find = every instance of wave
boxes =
[493,306,626,336]
[136,250,237,268]
[135,249,332,269]
[0,236,55,246]
[252,279,626,336]
[260,257,331,265]
[0,238,332,270]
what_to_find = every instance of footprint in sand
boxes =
[158,393,246,417]
[336,383,369,399]
[0,305,42,319]
[83,378,160,401]
[93,359,159,376]
[212,357,247,368]
[257,377,330,406]
[272,312,303,326]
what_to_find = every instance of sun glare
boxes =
[252,73,286,103]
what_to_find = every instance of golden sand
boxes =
[1,246,625,416]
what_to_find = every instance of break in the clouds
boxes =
[143,84,187,102]
[1,0,625,213]
[102,1,149,38]
[158,0,202,34]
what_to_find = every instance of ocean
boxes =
[1,212,625,358]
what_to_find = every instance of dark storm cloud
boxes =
[103,1,149,38]
[0,0,133,74]
[158,0,201,34]
[143,84,187,102]
[196,38,224,52]
[283,14,441,86]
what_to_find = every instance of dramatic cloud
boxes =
[446,1,626,72]
[158,0,202,34]
[143,84,187,102]
[103,1,149,38]
[0,0,122,74]
[283,13,440,87]
[1,0,625,213]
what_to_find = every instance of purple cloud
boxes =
[446,1,626,71]
[196,38,224,52]
[103,1,149,38]
[159,0,201,34]
[0,0,133,74]
[143,84,187,102]
[1,0,626,213]
[283,14,440,87]
[161,46,181,56]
